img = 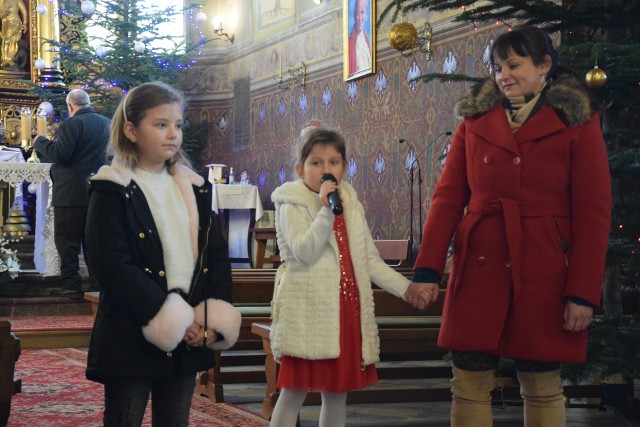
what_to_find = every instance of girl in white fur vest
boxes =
[269,125,435,427]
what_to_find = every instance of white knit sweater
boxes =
[270,180,410,365]
[133,167,195,294]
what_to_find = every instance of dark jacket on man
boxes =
[34,106,111,207]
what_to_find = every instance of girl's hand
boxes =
[404,282,440,310]
[183,321,203,346]
[563,301,593,332]
[319,179,338,209]
[184,321,219,347]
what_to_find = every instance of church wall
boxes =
[184,0,508,242]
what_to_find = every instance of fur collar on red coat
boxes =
[454,74,594,127]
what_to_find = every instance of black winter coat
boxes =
[84,164,235,383]
[34,107,111,207]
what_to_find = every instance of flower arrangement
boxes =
[0,236,21,285]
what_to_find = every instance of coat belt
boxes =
[454,199,571,302]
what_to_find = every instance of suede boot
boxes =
[450,366,495,427]
[517,369,566,427]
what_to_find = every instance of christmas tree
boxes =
[379,0,640,385]
[33,0,212,158]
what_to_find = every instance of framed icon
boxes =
[343,0,376,81]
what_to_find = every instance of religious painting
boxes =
[343,0,375,81]
[253,0,296,41]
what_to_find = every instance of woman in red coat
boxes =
[412,26,611,426]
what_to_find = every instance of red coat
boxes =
[415,76,611,363]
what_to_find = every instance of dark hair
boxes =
[110,81,191,171]
[297,127,347,166]
[490,26,560,80]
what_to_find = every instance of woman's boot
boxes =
[450,366,495,427]
[517,369,566,427]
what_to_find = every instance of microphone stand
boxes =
[405,131,452,262]
[408,163,415,265]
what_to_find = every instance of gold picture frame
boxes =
[343,0,375,81]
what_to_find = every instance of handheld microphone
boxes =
[320,173,343,215]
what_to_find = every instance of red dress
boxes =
[276,214,378,392]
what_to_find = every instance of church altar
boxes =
[0,162,60,276]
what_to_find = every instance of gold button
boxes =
[477,256,487,265]
[139,232,145,238]
[144,267,151,273]
[159,271,165,277]
[505,261,512,268]
[199,189,204,193]
[483,155,492,164]
[166,352,172,358]
[125,193,130,198]
[513,157,521,165]
[203,268,208,273]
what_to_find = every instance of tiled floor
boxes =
[224,381,640,426]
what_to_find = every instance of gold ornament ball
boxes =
[389,22,418,51]
[585,66,607,88]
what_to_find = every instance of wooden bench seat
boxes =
[0,321,21,426]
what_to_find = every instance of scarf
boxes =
[503,83,548,132]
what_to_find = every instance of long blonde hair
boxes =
[110,81,192,172]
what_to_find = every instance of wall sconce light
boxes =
[276,56,306,91]
[212,18,235,43]
[389,22,433,59]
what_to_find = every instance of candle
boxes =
[20,114,31,142]
[37,115,47,136]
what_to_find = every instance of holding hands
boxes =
[405,282,440,310]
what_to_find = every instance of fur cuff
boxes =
[194,299,241,350]
[142,293,194,352]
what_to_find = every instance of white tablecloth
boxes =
[0,162,60,276]
[211,184,264,263]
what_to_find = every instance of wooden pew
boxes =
[196,268,416,403]
[251,287,446,419]
[251,285,604,421]
[0,321,21,426]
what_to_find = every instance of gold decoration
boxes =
[389,22,418,51]
[2,209,31,236]
[388,22,433,59]
[585,65,607,88]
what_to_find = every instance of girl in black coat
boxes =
[84,81,240,426]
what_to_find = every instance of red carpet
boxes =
[8,348,268,426]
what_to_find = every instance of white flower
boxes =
[0,236,21,281]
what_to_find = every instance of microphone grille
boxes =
[445,131,452,135]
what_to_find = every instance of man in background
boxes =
[34,89,111,294]
[348,0,371,75]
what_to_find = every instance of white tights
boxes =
[269,388,347,427]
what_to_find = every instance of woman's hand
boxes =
[563,301,594,332]
[404,282,440,310]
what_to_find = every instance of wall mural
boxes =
[253,0,296,41]
[187,27,501,245]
